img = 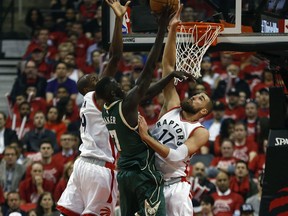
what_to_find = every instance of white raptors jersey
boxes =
[79,91,116,163]
[151,107,203,180]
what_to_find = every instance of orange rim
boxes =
[176,22,224,33]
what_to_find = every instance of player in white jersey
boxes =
[138,4,214,216]
[56,0,130,214]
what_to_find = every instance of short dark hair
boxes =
[39,138,53,148]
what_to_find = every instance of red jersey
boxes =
[44,122,67,147]
[52,150,78,166]
[233,137,258,163]
[25,159,64,183]
[224,106,246,121]
[249,153,266,178]
[210,157,237,170]
[211,189,244,216]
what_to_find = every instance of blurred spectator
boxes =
[202,101,225,146]
[52,132,78,165]
[239,54,268,85]
[243,100,260,141]
[85,49,104,74]
[25,8,44,37]
[10,60,47,104]
[26,140,63,184]
[1,191,27,216]
[119,74,133,94]
[67,22,92,60]
[35,192,60,216]
[198,195,214,216]
[6,102,34,139]
[50,0,75,23]
[257,88,270,118]
[190,146,214,167]
[233,121,258,163]
[139,99,159,129]
[181,6,197,22]
[10,141,32,169]
[207,138,236,178]
[223,88,246,121]
[211,171,244,216]
[19,162,55,204]
[238,90,248,107]
[44,106,67,146]
[189,162,216,213]
[25,86,47,118]
[78,0,98,24]
[0,146,26,195]
[246,173,263,216]
[0,111,18,155]
[248,139,268,179]
[63,53,84,82]
[251,69,274,99]
[22,111,57,153]
[201,55,220,90]
[213,118,235,156]
[55,42,75,63]
[48,86,70,107]
[59,97,80,127]
[45,62,78,104]
[53,160,74,202]
[240,203,255,216]
[23,28,57,61]
[213,64,250,100]
[212,52,234,76]
[230,160,258,200]
[28,47,54,80]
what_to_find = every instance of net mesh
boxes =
[176,23,223,80]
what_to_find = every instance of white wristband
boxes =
[165,144,188,162]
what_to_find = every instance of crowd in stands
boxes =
[0,0,275,215]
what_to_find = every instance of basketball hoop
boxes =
[176,22,224,79]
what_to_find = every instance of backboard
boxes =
[102,0,288,55]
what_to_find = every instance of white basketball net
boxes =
[176,23,223,80]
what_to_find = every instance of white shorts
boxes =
[164,180,193,216]
[57,157,118,215]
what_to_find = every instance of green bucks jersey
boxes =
[102,100,155,170]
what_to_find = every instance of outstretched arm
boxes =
[122,7,172,126]
[141,70,193,102]
[160,4,183,118]
[100,0,130,78]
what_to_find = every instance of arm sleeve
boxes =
[165,144,188,162]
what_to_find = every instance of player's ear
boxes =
[200,108,208,116]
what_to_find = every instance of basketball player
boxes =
[94,7,175,216]
[56,0,130,214]
[138,5,214,215]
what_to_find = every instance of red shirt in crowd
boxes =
[211,189,244,216]
[19,177,55,203]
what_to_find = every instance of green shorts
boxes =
[117,168,166,216]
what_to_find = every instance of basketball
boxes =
[149,0,179,14]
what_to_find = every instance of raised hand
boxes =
[169,3,183,30]
[171,70,195,81]
[105,0,131,18]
